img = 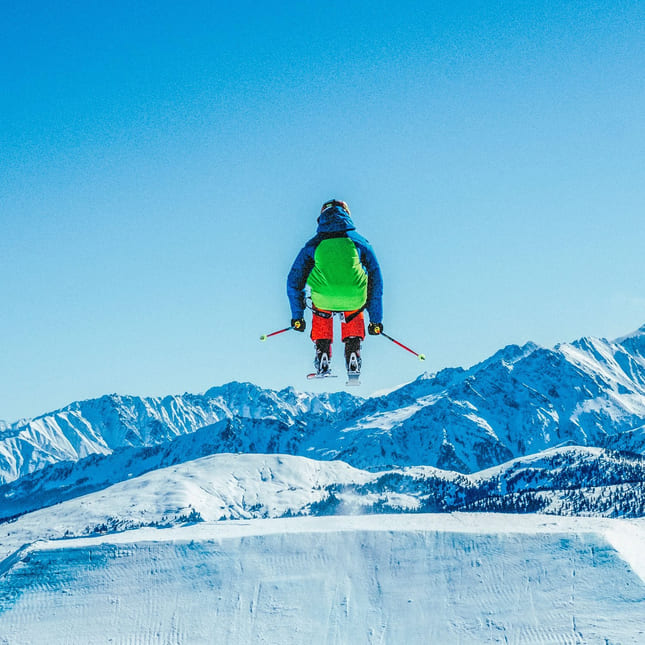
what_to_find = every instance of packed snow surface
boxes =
[1,513,645,644]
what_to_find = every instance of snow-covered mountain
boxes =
[3,445,645,543]
[330,324,645,472]
[3,326,645,644]
[3,448,645,565]
[3,325,645,484]
[0,384,362,484]
[1,323,645,527]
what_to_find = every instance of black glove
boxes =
[291,318,306,332]
[368,322,383,335]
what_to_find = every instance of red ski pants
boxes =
[310,308,365,343]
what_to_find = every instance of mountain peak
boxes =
[614,323,645,341]
[471,341,539,373]
[613,324,645,358]
[204,381,266,399]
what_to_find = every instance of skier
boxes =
[287,199,384,381]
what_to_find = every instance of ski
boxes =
[346,373,361,386]
[307,372,339,380]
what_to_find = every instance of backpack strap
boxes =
[308,299,365,323]
[344,306,366,324]
[311,307,333,319]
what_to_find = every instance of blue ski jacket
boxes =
[287,206,383,322]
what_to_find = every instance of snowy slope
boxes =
[0,454,374,559]
[0,418,314,521]
[1,514,645,644]
[3,450,645,564]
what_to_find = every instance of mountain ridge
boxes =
[2,324,645,484]
[0,323,644,545]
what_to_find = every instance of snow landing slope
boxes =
[1,514,645,645]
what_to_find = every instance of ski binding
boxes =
[345,350,361,386]
[346,372,361,386]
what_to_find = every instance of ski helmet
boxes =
[321,199,350,216]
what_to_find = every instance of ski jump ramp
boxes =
[1,513,644,644]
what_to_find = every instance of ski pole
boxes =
[259,327,293,342]
[380,331,426,361]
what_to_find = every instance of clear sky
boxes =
[2,1,644,422]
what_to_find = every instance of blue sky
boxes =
[2,1,644,422]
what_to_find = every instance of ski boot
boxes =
[307,339,336,379]
[344,336,362,386]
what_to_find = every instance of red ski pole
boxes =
[380,331,426,361]
[259,327,293,342]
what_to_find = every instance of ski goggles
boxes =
[320,199,350,216]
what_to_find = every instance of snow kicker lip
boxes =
[1,515,645,645]
[0,541,40,580]
[8,512,645,587]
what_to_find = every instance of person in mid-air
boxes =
[287,199,384,381]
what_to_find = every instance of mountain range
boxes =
[1,324,645,536]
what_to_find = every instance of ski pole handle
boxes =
[380,331,426,361]
[260,327,293,341]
